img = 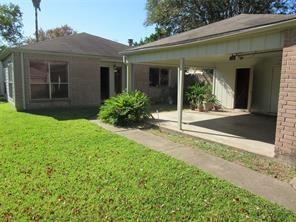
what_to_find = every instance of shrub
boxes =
[99,91,151,126]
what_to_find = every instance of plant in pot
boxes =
[204,94,214,112]
[186,83,207,112]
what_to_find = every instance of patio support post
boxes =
[177,58,185,130]
[109,65,115,97]
[126,63,132,92]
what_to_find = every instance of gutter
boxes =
[1,48,123,63]
[121,18,296,55]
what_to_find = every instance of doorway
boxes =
[234,68,250,109]
[101,67,110,101]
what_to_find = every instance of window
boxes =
[149,68,169,87]
[6,63,14,100]
[30,60,68,100]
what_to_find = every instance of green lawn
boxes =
[149,128,296,182]
[0,103,295,221]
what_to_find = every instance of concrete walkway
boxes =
[90,120,296,212]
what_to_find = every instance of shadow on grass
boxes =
[27,106,99,121]
[0,96,7,104]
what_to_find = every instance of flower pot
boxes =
[214,104,221,111]
[204,102,213,112]
[198,104,204,112]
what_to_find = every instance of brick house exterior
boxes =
[275,28,296,164]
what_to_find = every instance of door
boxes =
[270,66,281,114]
[100,67,110,101]
[234,68,250,109]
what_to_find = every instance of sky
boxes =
[2,0,155,44]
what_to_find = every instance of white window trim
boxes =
[7,63,15,103]
[29,60,70,101]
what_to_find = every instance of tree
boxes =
[32,0,41,42]
[145,0,296,36]
[0,3,23,48]
[25,25,77,44]
[133,27,170,46]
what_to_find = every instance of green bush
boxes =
[99,91,151,126]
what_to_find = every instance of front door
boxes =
[234,68,250,109]
[101,67,110,101]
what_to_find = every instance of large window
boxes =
[149,68,169,87]
[30,60,68,99]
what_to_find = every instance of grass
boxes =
[0,103,295,221]
[149,128,296,182]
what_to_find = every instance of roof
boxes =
[19,32,129,58]
[124,14,296,53]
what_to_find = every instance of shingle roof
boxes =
[124,14,296,53]
[21,32,129,58]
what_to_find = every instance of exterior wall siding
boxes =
[128,31,284,64]
[275,28,296,164]
[251,56,282,115]
[213,56,282,114]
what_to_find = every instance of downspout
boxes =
[21,52,26,110]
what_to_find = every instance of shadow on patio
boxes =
[152,110,276,157]
[189,113,276,144]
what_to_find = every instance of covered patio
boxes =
[122,14,296,162]
[152,109,276,157]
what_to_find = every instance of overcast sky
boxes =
[3,0,155,45]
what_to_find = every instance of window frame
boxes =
[6,63,14,101]
[149,67,170,87]
[29,60,69,101]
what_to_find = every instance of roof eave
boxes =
[5,47,123,62]
[121,18,296,55]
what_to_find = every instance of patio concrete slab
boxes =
[152,110,276,157]
[90,119,296,212]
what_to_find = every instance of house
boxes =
[0,33,177,110]
[121,14,296,163]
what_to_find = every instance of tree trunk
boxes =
[35,7,39,42]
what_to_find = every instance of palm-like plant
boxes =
[32,0,41,42]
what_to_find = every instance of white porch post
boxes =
[126,63,132,92]
[109,65,115,97]
[177,58,185,130]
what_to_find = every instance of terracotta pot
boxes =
[198,104,204,112]
[204,102,213,112]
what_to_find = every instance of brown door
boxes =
[101,67,110,101]
[234,68,250,109]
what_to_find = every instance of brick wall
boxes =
[275,28,296,164]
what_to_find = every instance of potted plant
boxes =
[213,99,222,111]
[204,94,215,112]
[186,83,208,112]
